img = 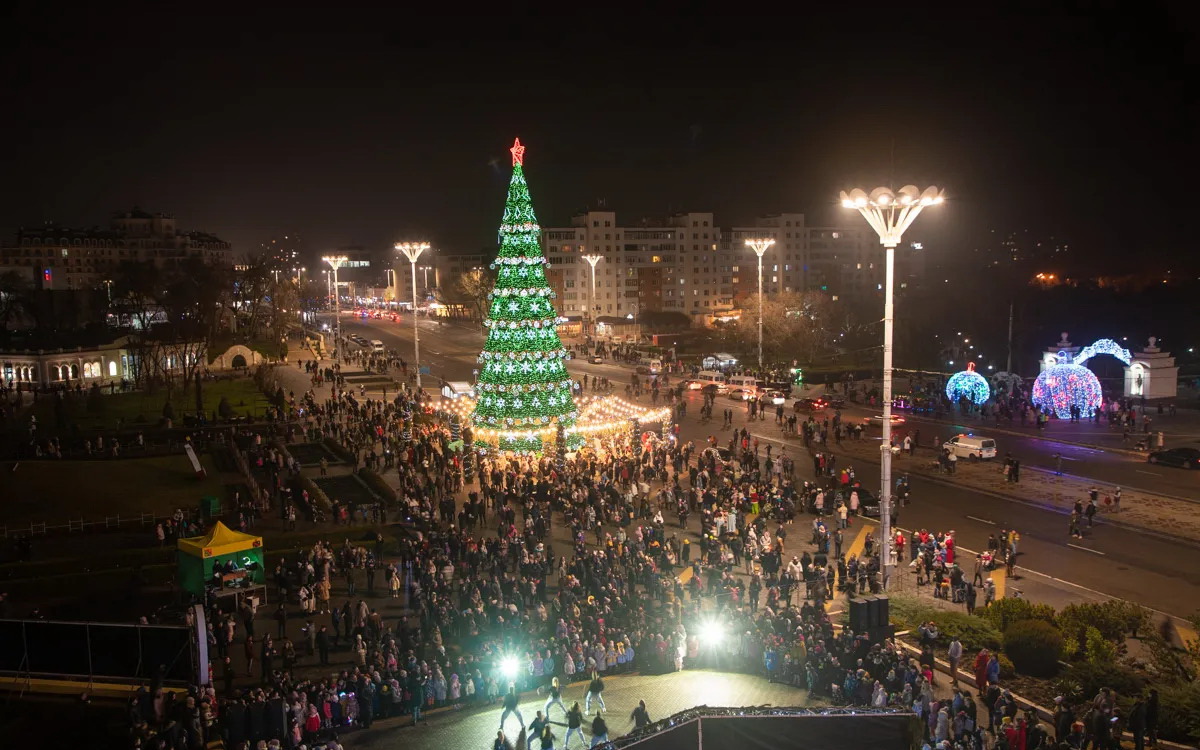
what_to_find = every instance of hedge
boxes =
[322,437,357,465]
[1056,661,1145,702]
[1157,680,1200,744]
[978,597,1057,632]
[888,594,1003,652]
[357,469,398,505]
[1003,619,1064,677]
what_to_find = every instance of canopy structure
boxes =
[176,521,265,598]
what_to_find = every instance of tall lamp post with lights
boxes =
[395,242,432,390]
[744,238,776,370]
[582,254,603,338]
[840,185,943,588]
[322,255,349,363]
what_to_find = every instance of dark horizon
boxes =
[1,5,1193,274]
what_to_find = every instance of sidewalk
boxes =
[823,436,1200,545]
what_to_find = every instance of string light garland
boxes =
[471,137,579,453]
[1032,352,1103,419]
[1073,338,1132,367]
[449,393,670,453]
[945,361,991,406]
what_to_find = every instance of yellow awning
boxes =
[177,521,262,559]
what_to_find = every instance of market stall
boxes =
[176,521,266,609]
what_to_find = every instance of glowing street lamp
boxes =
[395,242,432,389]
[322,255,349,363]
[839,185,943,588]
[582,254,603,337]
[744,238,775,370]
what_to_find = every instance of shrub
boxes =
[1057,601,1130,645]
[1060,661,1145,702]
[1157,680,1200,744]
[996,653,1015,679]
[1084,626,1118,664]
[1105,600,1152,638]
[888,594,1003,652]
[978,597,1056,632]
[1003,619,1064,677]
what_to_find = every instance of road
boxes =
[341,316,1200,618]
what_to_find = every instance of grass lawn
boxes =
[23,377,271,432]
[2,454,232,529]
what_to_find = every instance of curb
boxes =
[824,444,1200,550]
[901,415,1150,458]
[1021,464,1199,506]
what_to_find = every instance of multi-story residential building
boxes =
[433,249,492,294]
[541,210,894,325]
[0,208,233,290]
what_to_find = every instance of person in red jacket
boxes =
[1002,715,1027,750]
[973,648,990,691]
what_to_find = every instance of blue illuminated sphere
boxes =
[1032,363,1102,419]
[945,368,991,406]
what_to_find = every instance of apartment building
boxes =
[0,208,233,291]
[541,210,895,324]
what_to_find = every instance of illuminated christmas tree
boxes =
[471,138,578,453]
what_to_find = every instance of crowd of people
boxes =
[120,353,1169,750]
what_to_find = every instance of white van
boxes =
[726,375,762,400]
[689,370,728,391]
[370,340,385,353]
[943,434,997,460]
[640,357,663,373]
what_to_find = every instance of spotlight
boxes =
[500,657,520,680]
[700,621,725,646]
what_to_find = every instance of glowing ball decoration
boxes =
[945,362,991,406]
[1032,355,1103,419]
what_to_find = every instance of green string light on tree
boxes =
[470,138,580,454]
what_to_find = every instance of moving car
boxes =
[370,340,385,353]
[943,434,997,460]
[861,414,907,427]
[794,397,828,412]
[589,354,603,364]
[1147,447,1200,469]
[688,371,728,390]
[728,387,761,401]
[764,390,787,405]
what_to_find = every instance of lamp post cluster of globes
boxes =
[322,243,432,381]
[742,186,943,590]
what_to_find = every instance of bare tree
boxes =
[454,268,494,321]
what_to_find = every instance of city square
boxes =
[1,7,1198,750]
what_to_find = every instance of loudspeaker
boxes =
[849,597,871,633]
[871,594,890,628]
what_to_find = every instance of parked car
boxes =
[589,354,603,364]
[1147,447,1200,469]
[833,486,896,521]
[764,390,787,405]
[728,387,760,401]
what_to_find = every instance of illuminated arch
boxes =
[1073,338,1131,367]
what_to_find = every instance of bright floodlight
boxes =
[700,621,725,646]
[500,656,520,679]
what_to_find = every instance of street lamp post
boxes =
[582,254,603,338]
[744,238,776,371]
[840,185,943,589]
[395,242,432,390]
[322,255,349,363]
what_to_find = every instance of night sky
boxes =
[2,5,1193,271]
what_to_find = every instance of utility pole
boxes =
[1006,302,1014,373]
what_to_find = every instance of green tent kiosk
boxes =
[176,521,265,603]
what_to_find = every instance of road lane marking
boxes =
[1067,543,1106,555]
[1135,470,1162,476]
[966,515,996,525]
